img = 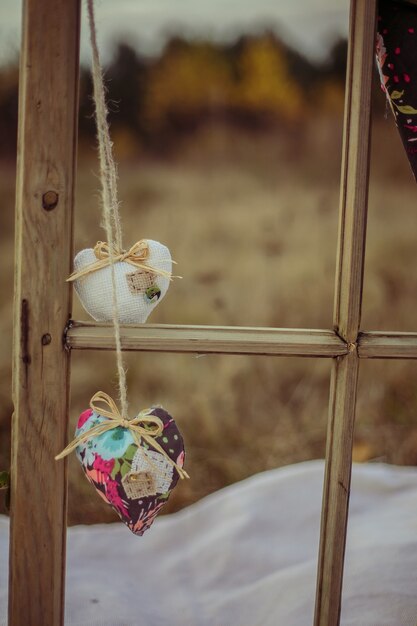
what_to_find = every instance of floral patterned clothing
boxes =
[376,1,417,180]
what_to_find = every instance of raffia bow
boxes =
[55,391,189,480]
[67,240,174,282]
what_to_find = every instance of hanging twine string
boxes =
[56,1,188,481]
[87,0,128,416]
[55,392,189,479]
[87,0,123,250]
[67,240,174,282]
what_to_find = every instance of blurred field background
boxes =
[1,25,417,525]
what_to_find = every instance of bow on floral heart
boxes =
[55,391,189,480]
[67,240,175,282]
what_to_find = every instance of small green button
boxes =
[145,286,161,302]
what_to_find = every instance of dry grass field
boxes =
[1,112,417,525]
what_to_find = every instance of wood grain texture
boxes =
[66,322,349,357]
[9,1,80,625]
[314,351,360,626]
[315,1,377,625]
[333,0,377,344]
[67,323,417,361]
[358,331,417,358]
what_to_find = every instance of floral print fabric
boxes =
[75,406,185,535]
[376,0,417,180]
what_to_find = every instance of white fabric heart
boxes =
[73,239,172,324]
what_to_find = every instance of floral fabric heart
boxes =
[75,406,185,535]
[73,239,172,324]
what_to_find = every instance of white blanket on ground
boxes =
[1,461,417,626]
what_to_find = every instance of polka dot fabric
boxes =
[376,1,417,180]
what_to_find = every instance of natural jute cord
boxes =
[85,0,129,417]
[56,1,187,481]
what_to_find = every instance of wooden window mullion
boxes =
[9,1,81,624]
[11,1,400,625]
[314,1,377,625]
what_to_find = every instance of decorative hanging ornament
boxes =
[55,0,189,535]
[376,0,417,180]
[69,239,173,323]
[56,393,188,535]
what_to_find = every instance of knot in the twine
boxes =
[55,391,189,480]
[67,239,173,283]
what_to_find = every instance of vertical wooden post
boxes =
[314,1,377,625]
[9,1,80,625]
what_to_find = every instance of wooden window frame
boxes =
[10,1,411,625]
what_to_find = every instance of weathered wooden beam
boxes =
[66,323,417,361]
[358,331,417,359]
[314,1,377,625]
[333,4,375,344]
[315,349,359,626]
[65,322,349,357]
[9,1,80,625]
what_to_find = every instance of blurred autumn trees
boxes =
[0,32,349,159]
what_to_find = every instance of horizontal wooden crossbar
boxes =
[65,322,417,359]
[358,331,417,359]
[66,322,347,356]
